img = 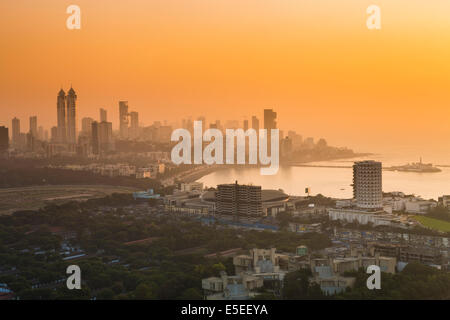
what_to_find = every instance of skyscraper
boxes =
[129,111,139,139]
[119,101,129,139]
[11,117,20,147]
[353,160,383,209]
[57,89,66,143]
[29,116,38,138]
[81,117,94,137]
[263,109,277,130]
[100,108,107,122]
[66,87,77,144]
[197,116,206,132]
[91,121,99,155]
[216,182,263,217]
[243,119,249,131]
[99,121,114,153]
[0,126,9,152]
[251,116,259,132]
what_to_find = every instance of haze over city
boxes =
[1,0,450,160]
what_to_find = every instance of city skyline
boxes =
[2,87,449,164]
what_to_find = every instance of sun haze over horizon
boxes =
[1,0,449,161]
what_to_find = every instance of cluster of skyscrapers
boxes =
[0,90,314,160]
[2,88,79,153]
[1,89,143,157]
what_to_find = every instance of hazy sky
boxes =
[1,0,449,161]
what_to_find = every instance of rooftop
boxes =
[201,189,289,203]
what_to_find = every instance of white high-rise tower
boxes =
[353,160,383,209]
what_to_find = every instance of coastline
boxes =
[177,165,227,183]
[287,153,373,167]
[187,153,373,183]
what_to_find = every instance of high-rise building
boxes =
[197,116,206,132]
[51,126,58,142]
[92,121,114,155]
[77,135,91,157]
[11,117,20,147]
[263,109,277,130]
[100,108,107,122]
[57,89,66,143]
[288,130,302,148]
[264,109,277,153]
[66,87,77,144]
[353,160,383,209]
[29,116,38,138]
[98,121,114,153]
[0,126,9,152]
[243,119,249,131]
[216,182,263,217]
[81,117,94,137]
[251,116,259,132]
[91,121,99,155]
[129,111,139,139]
[38,126,44,141]
[185,118,194,134]
[119,101,129,139]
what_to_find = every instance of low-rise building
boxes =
[288,222,322,234]
[369,243,443,266]
[296,245,308,257]
[0,283,15,300]
[202,272,263,300]
[332,254,396,274]
[313,276,356,296]
[232,248,288,296]
[164,191,215,215]
[328,207,408,228]
[180,182,204,193]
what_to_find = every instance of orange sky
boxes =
[0,0,449,160]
